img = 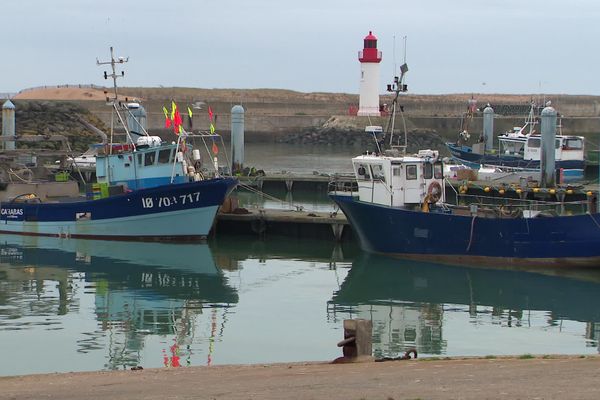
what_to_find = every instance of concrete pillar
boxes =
[2,100,16,150]
[540,106,557,188]
[483,105,494,151]
[231,105,245,174]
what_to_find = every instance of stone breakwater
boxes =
[0,100,108,152]
[277,116,448,154]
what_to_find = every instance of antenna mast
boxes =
[385,36,409,154]
[96,47,131,150]
[96,46,129,103]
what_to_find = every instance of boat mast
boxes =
[97,46,128,106]
[96,47,131,149]
[385,63,408,153]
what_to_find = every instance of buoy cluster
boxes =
[457,182,594,198]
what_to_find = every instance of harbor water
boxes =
[1,143,600,376]
[1,234,599,377]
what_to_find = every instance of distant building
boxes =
[357,31,382,117]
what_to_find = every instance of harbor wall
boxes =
[81,99,600,143]
[6,89,600,148]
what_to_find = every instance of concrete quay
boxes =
[216,208,351,241]
[1,356,599,400]
[238,172,355,192]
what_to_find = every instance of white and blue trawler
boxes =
[0,48,237,241]
[329,145,600,268]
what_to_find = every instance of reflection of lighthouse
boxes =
[357,31,382,116]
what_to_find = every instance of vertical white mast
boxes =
[96,47,130,149]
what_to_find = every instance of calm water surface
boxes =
[1,234,599,376]
[1,143,600,376]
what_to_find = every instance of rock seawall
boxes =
[278,116,448,153]
[1,100,108,152]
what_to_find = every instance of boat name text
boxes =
[141,192,201,209]
[1,208,24,217]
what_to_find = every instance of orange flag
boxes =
[211,141,219,155]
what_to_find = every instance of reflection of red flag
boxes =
[208,106,213,121]
[211,141,219,155]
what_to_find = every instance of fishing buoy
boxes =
[192,149,201,161]
[566,189,573,195]
[587,191,594,197]
[549,188,556,195]
[533,188,540,193]
[516,188,522,194]
[498,189,505,195]
[484,187,490,193]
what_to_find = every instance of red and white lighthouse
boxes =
[357,31,382,116]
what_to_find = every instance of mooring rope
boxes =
[237,182,304,211]
[466,215,476,252]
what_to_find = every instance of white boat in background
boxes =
[446,102,586,182]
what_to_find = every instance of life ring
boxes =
[426,181,442,203]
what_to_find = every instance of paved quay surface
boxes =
[1,356,599,400]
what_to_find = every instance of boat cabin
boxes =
[352,149,445,208]
[96,136,189,190]
[499,134,585,162]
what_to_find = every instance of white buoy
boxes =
[192,149,201,161]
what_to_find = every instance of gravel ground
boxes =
[1,356,599,400]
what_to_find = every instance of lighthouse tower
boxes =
[357,31,382,116]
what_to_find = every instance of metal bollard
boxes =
[333,319,374,363]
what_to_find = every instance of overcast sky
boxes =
[1,0,598,95]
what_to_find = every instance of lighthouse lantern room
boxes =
[357,31,382,117]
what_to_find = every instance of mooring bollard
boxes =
[333,319,374,363]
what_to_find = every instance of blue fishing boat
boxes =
[329,147,600,268]
[446,103,585,182]
[0,48,237,241]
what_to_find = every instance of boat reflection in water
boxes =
[0,236,238,372]
[330,254,600,359]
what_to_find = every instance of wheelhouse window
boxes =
[158,149,172,164]
[144,151,157,166]
[423,163,433,179]
[356,163,371,180]
[392,166,402,178]
[527,138,541,148]
[563,138,583,150]
[406,165,417,180]
[434,162,444,179]
[371,164,386,182]
[137,153,143,167]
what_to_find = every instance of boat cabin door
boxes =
[391,164,404,206]
[391,162,422,206]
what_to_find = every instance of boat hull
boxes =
[0,178,237,241]
[331,193,600,267]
